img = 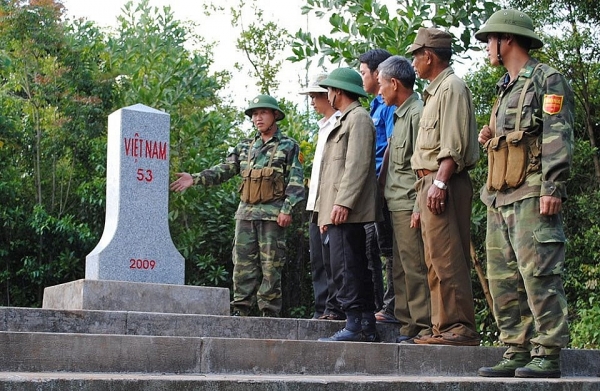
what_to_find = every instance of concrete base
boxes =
[42,279,230,315]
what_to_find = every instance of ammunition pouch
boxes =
[485,135,508,191]
[486,131,539,191]
[238,140,284,204]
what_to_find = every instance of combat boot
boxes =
[478,352,530,377]
[514,355,561,378]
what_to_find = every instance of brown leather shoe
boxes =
[414,332,480,346]
[413,334,435,344]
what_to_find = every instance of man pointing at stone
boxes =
[171,95,305,317]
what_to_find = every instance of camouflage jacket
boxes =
[481,59,574,208]
[192,129,305,220]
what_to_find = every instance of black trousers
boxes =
[309,222,328,317]
[328,222,375,313]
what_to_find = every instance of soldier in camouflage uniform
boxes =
[171,95,305,317]
[475,9,574,378]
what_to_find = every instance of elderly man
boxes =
[315,68,382,342]
[377,55,432,343]
[407,28,480,346]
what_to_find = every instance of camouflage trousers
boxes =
[232,219,286,316]
[486,196,569,356]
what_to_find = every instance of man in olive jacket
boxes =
[315,67,383,342]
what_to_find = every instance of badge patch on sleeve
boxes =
[543,94,564,115]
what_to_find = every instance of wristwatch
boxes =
[433,179,448,190]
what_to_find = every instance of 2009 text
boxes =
[129,258,156,270]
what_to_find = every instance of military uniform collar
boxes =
[497,58,540,90]
[253,128,282,145]
[394,92,419,118]
[340,100,362,116]
[423,67,454,102]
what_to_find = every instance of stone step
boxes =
[0,372,598,391]
[0,307,399,342]
[1,331,599,378]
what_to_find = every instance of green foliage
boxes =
[0,0,113,306]
[571,295,600,349]
[290,0,499,68]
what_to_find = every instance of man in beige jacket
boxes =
[315,67,383,342]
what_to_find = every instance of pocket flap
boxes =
[533,228,566,244]
[486,135,506,150]
[262,167,274,176]
[507,131,525,144]
[250,169,262,178]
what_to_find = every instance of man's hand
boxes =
[427,185,447,215]
[277,213,292,228]
[331,205,349,225]
[479,125,493,145]
[170,172,193,192]
[540,195,562,216]
[410,212,421,229]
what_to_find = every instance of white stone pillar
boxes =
[85,104,184,285]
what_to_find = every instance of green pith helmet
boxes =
[244,94,285,121]
[475,9,543,49]
[318,67,368,97]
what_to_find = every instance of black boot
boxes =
[318,312,364,342]
[361,312,381,342]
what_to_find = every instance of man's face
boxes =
[251,108,276,133]
[309,92,331,116]
[377,74,396,107]
[359,62,378,95]
[485,34,501,67]
[411,48,430,80]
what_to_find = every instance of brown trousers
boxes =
[416,170,479,339]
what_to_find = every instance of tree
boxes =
[289,0,499,68]
[0,0,113,305]
[230,0,291,95]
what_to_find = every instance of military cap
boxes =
[407,27,453,53]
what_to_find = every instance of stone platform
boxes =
[42,279,229,315]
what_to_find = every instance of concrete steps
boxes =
[1,372,599,391]
[1,306,599,390]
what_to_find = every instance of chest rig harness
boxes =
[484,64,543,192]
[239,140,285,204]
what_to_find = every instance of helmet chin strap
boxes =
[497,35,503,65]
[330,93,338,111]
[266,111,277,132]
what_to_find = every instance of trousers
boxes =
[328,223,375,313]
[416,170,479,338]
[232,219,285,314]
[486,196,569,356]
